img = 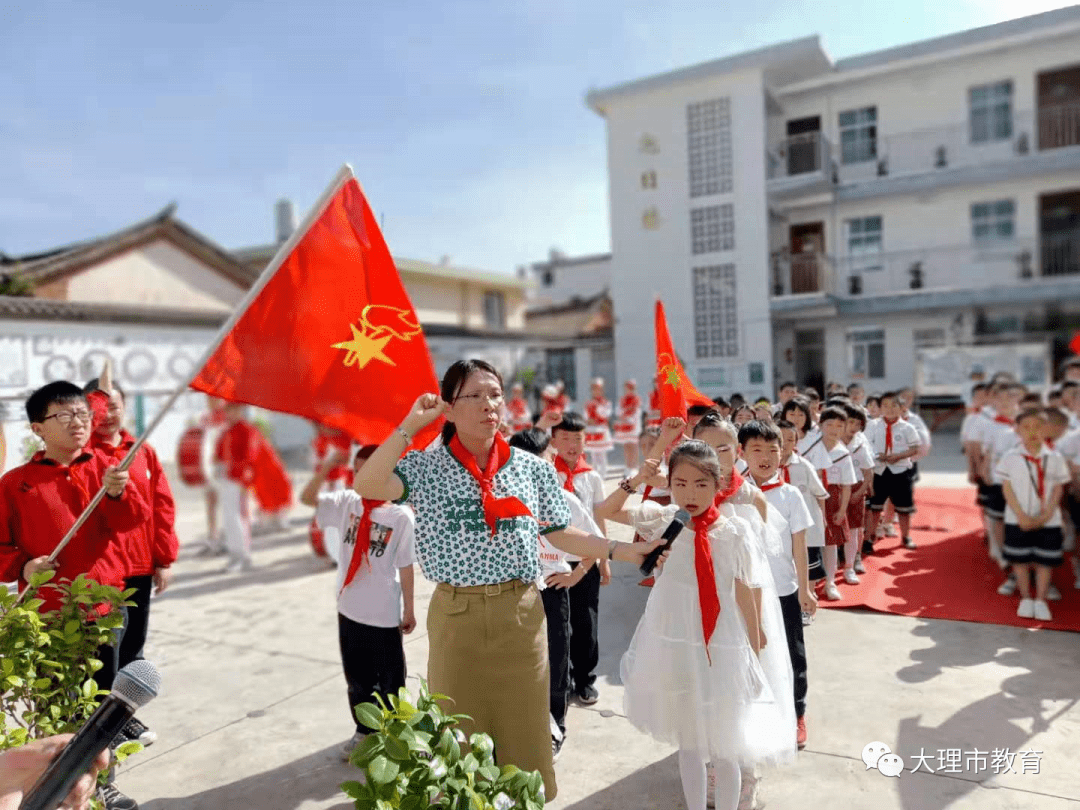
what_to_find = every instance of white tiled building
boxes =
[587,7,1080,400]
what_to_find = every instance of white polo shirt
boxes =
[538,489,592,579]
[759,477,814,597]
[995,445,1070,527]
[801,437,858,487]
[847,433,877,481]
[864,418,921,474]
[902,410,932,460]
[780,454,829,548]
[982,420,1020,484]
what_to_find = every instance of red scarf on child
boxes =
[1024,453,1045,500]
[555,454,593,494]
[448,433,533,536]
[994,415,1014,426]
[759,476,784,492]
[341,499,387,592]
[691,504,722,663]
[883,417,899,453]
[712,469,745,507]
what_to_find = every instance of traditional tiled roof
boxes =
[0,294,228,327]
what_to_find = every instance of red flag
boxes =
[654,299,714,420]
[191,172,442,449]
[1070,331,1080,356]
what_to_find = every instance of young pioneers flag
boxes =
[654,299,715,421]
[191,167,442,449]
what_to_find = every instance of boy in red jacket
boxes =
[0,381,149,686]
[84,378,178,746]
[215,403,261,573]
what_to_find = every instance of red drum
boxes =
[177,426,208,486]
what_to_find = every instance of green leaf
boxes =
[367,755,400,785]
[114,741,142,762]
[350,732,383,765]
[0,659,12,675]
[63,619,80,636]
[29,570,56,588]
[527,771,542,796]
[479,764,500,783]
[354,702,384,732]
[461,754,479,774]
[340,780,365,798]
[4,675,24,688]
[383,733,410,761]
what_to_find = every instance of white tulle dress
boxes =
[621,500,797,767]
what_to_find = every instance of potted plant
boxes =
[343,682,548,810]
[909,261,924,289]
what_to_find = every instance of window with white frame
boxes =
[692,264,738,359]
[845,216,883,273]
[971,199,1015,242]
[847,328,886,379]
[691,204,735,254]
[687,98,733,197]
[483,290,506,329]
[969,81,1012,144]
[839,106,877,164]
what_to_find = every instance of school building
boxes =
[584,6,1080,401]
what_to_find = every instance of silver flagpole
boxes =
[18,164,356,599]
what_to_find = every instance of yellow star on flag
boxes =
[332,323,395,369]
[664,367,680,388]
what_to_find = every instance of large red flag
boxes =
[655,299,715,420]
[191,171,442,449]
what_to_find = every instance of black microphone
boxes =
[20,660,160,810]
[639,509,691,577]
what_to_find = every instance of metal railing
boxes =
[766,103,1080,185]
[770,232,1080,298]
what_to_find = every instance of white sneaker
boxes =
[843,569,860,585]
[1046,585,1061,601]
[996,577,1017,596]
[1033,600,1053,621]
[1016,598,1036,619]
[824,582,842,601]
[884,524,897,537]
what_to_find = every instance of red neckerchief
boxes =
[1023,453,1045,501]
[759,475,784,492]
[1047,439,1056,450]
[883,417,899,454]
[691,504,722,663]
[994,415,1014,426]
[447,433,532,536]
[555,454,592,494]
[341,499,387,592]
[712,469,744,507]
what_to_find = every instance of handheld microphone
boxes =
[639,509,691,577]
[20,660,160,810]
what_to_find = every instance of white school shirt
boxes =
[903,410,932,460]
[984,424,1021,485]
[795,425,821,455]
[558,466,606,518]
[1054,429,1080,468]
[864,417,921,475]
[847,434,877,481]
[759,477,814,597]
[781,454,829,548]
[966,406,998,450]
[315,491,416,628]
[801,437,858,487]
[537,489,592,580]
[995,445,1070,527]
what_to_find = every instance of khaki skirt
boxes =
[427,579,555,799]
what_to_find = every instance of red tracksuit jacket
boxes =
[92,431,179,578]
[0,450,151,614]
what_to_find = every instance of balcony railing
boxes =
[766,103,1080,189]
[770,232,1080,299]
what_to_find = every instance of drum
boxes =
[177,426,208,486]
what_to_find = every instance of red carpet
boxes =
[817,487,1080,632]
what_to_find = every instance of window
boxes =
[641,170,657,189]
[691,204,735,254]
[687,98,733,197]
[913,327,946,347]
[545,348,576,400]
[971,199,1015,242]
[839,106,877,164]
[848,328,885,379]
[969,81,1012,144]
[845,216,883,273]
[692,264,738,359]
[541,270,554,287]
[483,291,506,329]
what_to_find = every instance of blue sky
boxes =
[1,0,1073,273]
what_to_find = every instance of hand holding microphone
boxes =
[639,509,691,577]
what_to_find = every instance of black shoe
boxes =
[576,685,599,705]
[99,784,139,810]
[862,539,876,556]
[112,717,156,749]
[552,735,563,762]
[902,536,917,550]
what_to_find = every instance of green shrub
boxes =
[343,682,547,810]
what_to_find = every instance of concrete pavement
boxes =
[116,442,1079,810]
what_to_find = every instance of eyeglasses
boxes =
[454,391,505,407]
[43,410,93,427]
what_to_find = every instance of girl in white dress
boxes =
[602,440,796,810]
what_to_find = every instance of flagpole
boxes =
[27,165,357,586]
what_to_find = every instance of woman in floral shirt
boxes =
[356,359,664,799]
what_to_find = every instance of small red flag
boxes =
[654,299,715,420]
[191,171,442,449]
[1070,331,1080,356]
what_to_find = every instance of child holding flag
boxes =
[303,445,416,758]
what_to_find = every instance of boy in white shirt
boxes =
[800,406,858,601]
[997,409,1070,621]
[738,420,815,750]
[865,392,922,550]
[549,412,608,706]
[301,446,416,759]
[509,427,601,760]
[776,419,829,590]
[980,385,1023,568]
[842,403,877,580]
